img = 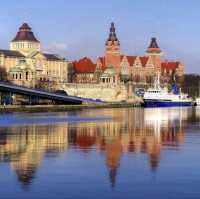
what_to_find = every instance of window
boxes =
[26,72,28,80]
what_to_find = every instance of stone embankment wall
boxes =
[62,83,130,102]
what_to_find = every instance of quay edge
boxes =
[0,102,141,113]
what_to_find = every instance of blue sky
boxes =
[0,0,199,73]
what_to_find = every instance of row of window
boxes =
[48,70,59,75]
[101,77,116,83]
[12,72,29,80]
[148,91,161,93]
[14,43,34,49]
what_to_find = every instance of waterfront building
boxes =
[0,22,185,102]
[72,22,184,85]
[72,57,98,83]
[0,23,69,89]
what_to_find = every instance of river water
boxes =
[0,107,200,199]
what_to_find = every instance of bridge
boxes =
[0,82,104,105]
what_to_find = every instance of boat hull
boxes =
[143,100,194,108]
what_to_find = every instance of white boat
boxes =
[195,97,200,106]
[195,82,200,105]
[143,75,194,108]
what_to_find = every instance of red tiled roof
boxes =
[98,56,123,70]
[98,55,148,68]
[98,56,106,70]
[139,56,149,66]
[161,61,180,72]
[126,56,137,66]
[73,57,96,73]
[99,57,105,65]
[12,23,40,43]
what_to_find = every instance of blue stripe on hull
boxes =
[144,100,194,108]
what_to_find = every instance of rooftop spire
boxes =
[146,37,161,53]
[106,22,120,45]
[148,37,159,48]
[12,23,40,43]
[110,22,115,33]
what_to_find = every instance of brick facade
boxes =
[72,22,184,85]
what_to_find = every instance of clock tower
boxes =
[105,22,121,72]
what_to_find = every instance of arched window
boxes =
[16,74,18,79]
[26,72,29,80]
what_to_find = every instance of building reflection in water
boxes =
[0,107,193,187]
[0,124,68,187]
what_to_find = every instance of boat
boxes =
[195,98,200,106]
[143,75,194,108]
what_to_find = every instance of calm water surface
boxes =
[0,107,200,199]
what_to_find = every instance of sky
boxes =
[0,0,199,73]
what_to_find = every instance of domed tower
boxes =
[105,22,121,72]
[10,23,41,56]
[146,37,162,71]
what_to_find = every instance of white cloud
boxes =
[51,42,67,50]
[48,42,67,51]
